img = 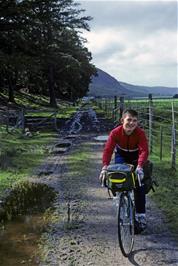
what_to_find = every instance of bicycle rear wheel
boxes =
[118,192,134,257]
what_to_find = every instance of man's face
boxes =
[121,114,138,135]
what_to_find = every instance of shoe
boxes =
[139,215,147,230]
[134,214,147,234]
[134,220,142,234]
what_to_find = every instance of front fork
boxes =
[113,191,135,226]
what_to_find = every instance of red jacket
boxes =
[103,125,148,167]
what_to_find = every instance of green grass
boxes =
[67,146,92,174]
[15,92,50,108]
[150,160,178,238]
[26,106,78,119]
[0,126,57,197]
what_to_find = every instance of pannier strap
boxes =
[131,173,136,187]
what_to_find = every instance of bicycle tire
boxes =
[118,192,135,257]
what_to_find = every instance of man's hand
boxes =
[136,166,144,182]
[99,166,108,187]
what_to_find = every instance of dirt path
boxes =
[34,105,178,266]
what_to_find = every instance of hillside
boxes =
[88,68,142,97]
[88,68,178,97]
[120,81,178,96]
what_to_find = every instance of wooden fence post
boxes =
[21,108,25,133]
[171,102,176,169]
[6,106,10,133]
[119,96,124,119]
[160,126,163,161]
[114,96,117,109]
[99,98,102,109]
[104,98,107,115]
[102,98,105,110]
[54,111,58,131]
[113,96,117,122]
[148,94,153,154]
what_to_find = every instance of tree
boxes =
[53,28,96,100]
[0,0,33,102]
[24,0,93,106]
[0,0,96,105]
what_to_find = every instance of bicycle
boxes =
[106,163,142,257]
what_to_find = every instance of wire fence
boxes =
[95,95,178,169]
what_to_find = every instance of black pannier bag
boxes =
[107,164,135,193]
[143,160,158,194]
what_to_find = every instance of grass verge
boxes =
[0,126,57,197]
[150,159,178,239]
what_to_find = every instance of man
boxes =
[99,109,149,233]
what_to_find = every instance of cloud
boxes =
[82,1,177,31]
[80,1,178,87]
[83,29,126,55]
[83,27,177,71]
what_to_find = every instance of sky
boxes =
[79,0,178,88]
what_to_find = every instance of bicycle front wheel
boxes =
[118,192,134,257]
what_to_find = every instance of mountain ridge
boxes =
[88,68,178,97]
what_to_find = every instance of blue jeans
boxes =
[115,153,146,214]
[115,153,125,164]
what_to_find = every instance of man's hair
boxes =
[122,109,138,118]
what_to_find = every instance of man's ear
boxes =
[120,118,124,124]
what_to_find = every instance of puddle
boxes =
[0,182,57,265]
[64,135,79,140]
[55,142,72,148]
[52,147,68,154]
[0,214,43,266]
[38,170,53,176]
[94,135,108,141]
[52,141,72,154]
